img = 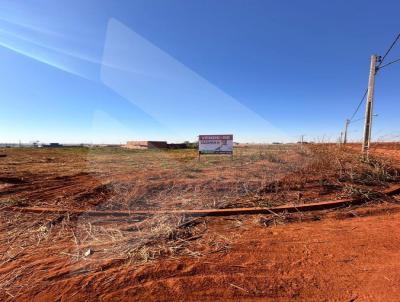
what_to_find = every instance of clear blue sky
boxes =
[0,0,399,143]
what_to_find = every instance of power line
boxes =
[349,114,378,125]
[378,57,400,70]
[349,117,364,124]
[343,33,400,151]
[348,33,400,123]
[377,33,400,67]
[349,88,368,121]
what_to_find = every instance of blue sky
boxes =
[0,0,399,143]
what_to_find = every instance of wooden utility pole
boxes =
[300,135,305,145]
[362,54,378,157]
[343,119,350,144]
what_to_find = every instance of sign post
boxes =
[198,135,233,160]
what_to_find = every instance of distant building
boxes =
[43,143,63,148]
[125,141,168,149]
[168,143,188,149]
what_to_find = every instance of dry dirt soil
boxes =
[0,143,399,301]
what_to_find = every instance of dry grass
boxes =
[1,144,400,300]
[1,144,399,210]
[1,144,399,266]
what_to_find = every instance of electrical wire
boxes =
[344,33,400,142]
[380,33,400,64]
[348,33,400,122]
[377,33,400,67]
[349,114,379,126]
[349,117,364,124]
[349,88,368,121]
[378,57,400,70]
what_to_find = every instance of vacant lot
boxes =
[0,143,399,301]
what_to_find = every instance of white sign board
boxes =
[198,135,233,154]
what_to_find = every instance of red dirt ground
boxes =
[1,143,400,301]
[2,202,400,302]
